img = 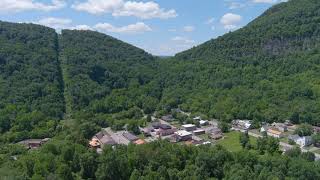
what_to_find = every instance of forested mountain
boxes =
[1,0,320,179]
[0,21,64,143]
[160,0,320,125]
[60,30,156,112]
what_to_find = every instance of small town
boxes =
[80,108,320,160]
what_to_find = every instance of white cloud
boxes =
[72,0,177,19]
[168,29,177,32]
[36,17,72,29]
[229,2,246,9]
[94,22,152,34]
[183,26,195,32]
[171,36,195,44]
[220,13,242,30]
[252,0,287,3]
[0,0,66,13]
[71,25,93,31]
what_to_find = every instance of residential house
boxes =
[288,135,313,147]
[193,116,201,121]
[152,122,161,129]
[267,128,284,138]
[134,139,146,145]
[199,120,209,126]
[260,125,269,133]
[232,120,252,130]
[182,124,197,132]
[208,127,223,140]
[123,132,139,142]
[100,135,116,146]
[157,128,177,136]
[193,129,205,135]
[272,123,288,132]
[161,115,174,122]
[18,138,50,149]
[313,126,320,134]
[175,130,193,141]
[159,124,172,130]
[141,127,154,137]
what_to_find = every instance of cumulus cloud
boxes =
[229,2,246,9]
[220,13,242,30]
[94,22,152,34]
[36,17,72,29]
[171,36,195,44]
[183,26,195,32]
[0,0,66,13]
[71,25,93,31]
[72,0,177,19]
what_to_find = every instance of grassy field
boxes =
[216,131,257,152]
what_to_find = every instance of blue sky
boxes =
[0,0,287,56]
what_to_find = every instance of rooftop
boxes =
[182,124,196,128]
[175,130,192,137]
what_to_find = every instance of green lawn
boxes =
[216,131,257,152]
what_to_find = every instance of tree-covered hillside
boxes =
[0,22,64,143]
[157,0,320,125]
[60,30,156,113]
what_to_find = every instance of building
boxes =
[134,139,146,145]
[232,120,252,130]
[159,124,172,130]
[208,127,223,140]
[182,124,197,132]
[122,132,139,142]
[193,116,201,121]
[272,123,288,132]
[267,128,284,138]
[288,135,313,147]
[260,125,269,133]
[152,122,161,129]
[199,120,209,126]
[161,115,174,122]
[313,126,320,134]
[175,130,193,141]
[100,135,116,146]
[157,128,177,136]
[18,138,50,149]
[193,129,205,135]
[141,127,154,137]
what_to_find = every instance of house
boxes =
[260,125,269,133]
[175,130,193,141]
[193,116,201,121]
[313,126,320,134]
[159,124,172,130]
[161,115,174,122]
[267,128,284,138]
[157,128,177,136]
[182,124,197,132]
[193,129,205,135]
[232,120,252,130]
[141,127,154,137]
[122,132,139,142]
[152,122,161,129]
[208,127,223,140]
[100,135,116,146]
[199,120,209,126]
[18,138,50,149]
[288,135,313,147]
[134,139,146,145]
[272,123,288,132]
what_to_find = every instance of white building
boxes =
[289,135,313,147]
[175,130,193,141]
[182,124,197,131]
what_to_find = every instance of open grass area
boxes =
[216,131,257,152]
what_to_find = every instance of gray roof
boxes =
[123,132,139,141]
[100,135,116,145]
